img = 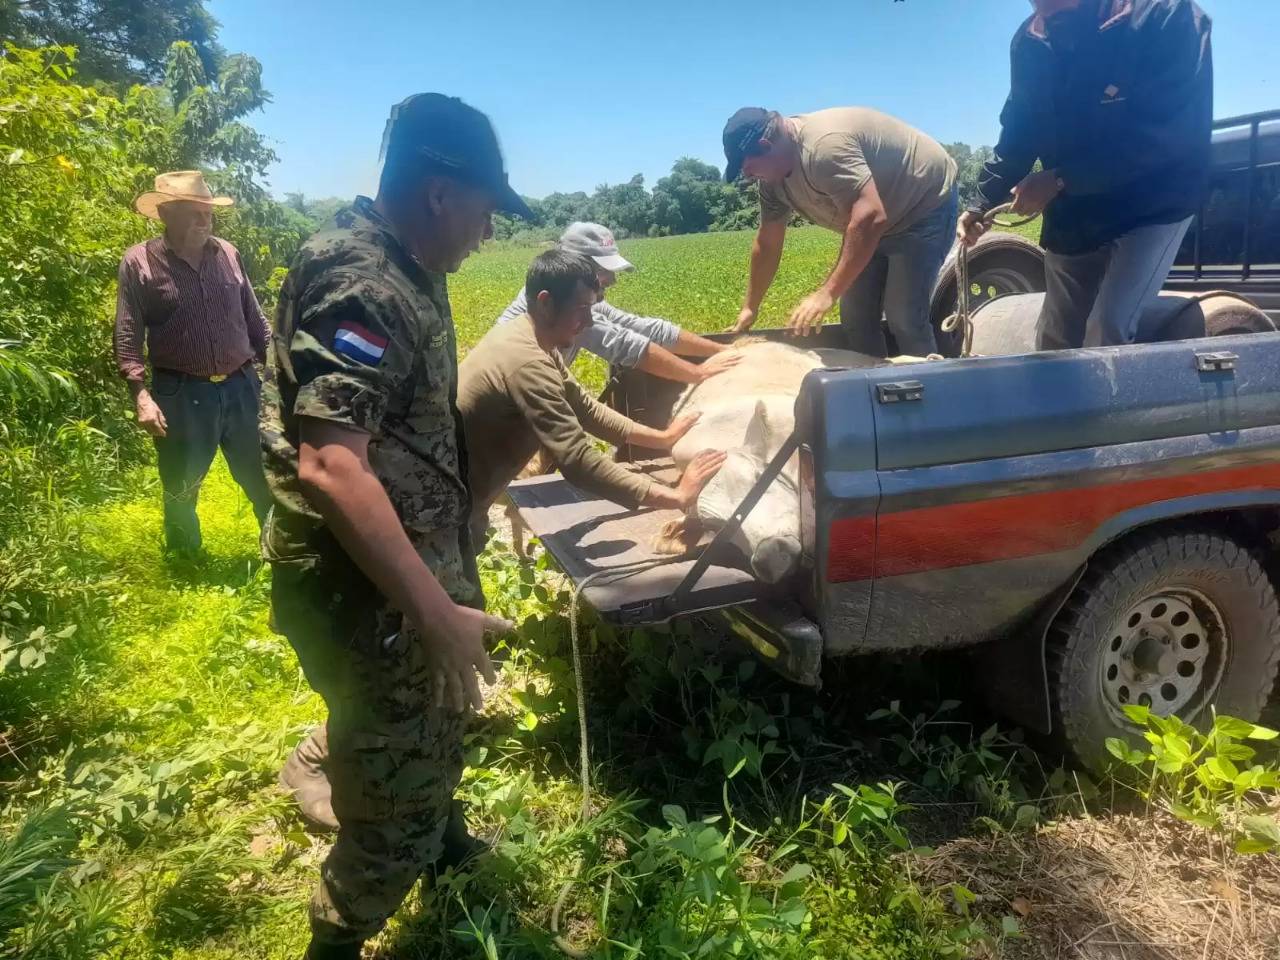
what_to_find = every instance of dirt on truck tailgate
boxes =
[505,460,764,624]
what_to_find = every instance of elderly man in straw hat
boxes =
[114,170,273,558]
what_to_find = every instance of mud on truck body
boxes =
[507,112,1280,768]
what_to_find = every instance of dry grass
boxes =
[921,808,1280,960]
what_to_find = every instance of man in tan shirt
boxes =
[460,249,725,542]
[723,106,958,358]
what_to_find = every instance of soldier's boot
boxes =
[438,799,490,870]
[279,726,338,833]
[302,937,364,960]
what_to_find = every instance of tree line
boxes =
[290,141,995,244]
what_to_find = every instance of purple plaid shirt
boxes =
[113,236,269,382]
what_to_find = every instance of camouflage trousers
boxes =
[270,546,481,946]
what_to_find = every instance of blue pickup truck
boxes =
[508,113,1280,768]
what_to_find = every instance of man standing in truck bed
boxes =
[723,106,958,358]
[959,0,1213,349]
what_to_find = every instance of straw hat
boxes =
[134,170,234,220]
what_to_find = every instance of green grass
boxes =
[0,455,1046,959]
[452,226,846,391]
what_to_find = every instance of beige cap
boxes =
[134,170,233,220]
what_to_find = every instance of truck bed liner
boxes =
[506,460,764,624]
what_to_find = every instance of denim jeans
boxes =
[1037,216,1194,350]
[839,186,959,358]
[150,365,272,554]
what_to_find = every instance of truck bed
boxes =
[507,460,765,624]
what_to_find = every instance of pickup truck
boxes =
[507,112,1280,768]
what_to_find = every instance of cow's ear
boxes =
[744,399,771,461]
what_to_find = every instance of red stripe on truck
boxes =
[827,461,1280,583]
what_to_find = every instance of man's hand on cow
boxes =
[661,412,702,449]
[696,350,743,381]
[676,449,728,509]
[1010,169,1062,217]
[788,290,835,337]
[956,210,989,248]
[419,603,512,714]
[135,390,168,438]
[730,306,757,334]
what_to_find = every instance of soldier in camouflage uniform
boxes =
[259,93,535,960]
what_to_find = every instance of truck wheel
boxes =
[1047,527,1280,770]
[929,233,1046,357]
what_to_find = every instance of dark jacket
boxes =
[974,0,1213,255]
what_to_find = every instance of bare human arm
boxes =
[297,417,511,713]
[732,218,787,333]
[788,177,889,336]
[635,342,742,384]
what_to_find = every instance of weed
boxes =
[1106,705,1280,853]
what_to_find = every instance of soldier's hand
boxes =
[135,391,168,438]
[423,605,512,713]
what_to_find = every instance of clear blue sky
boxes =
[208,0,1279,203]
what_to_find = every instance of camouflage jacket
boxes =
[260,196,477,604]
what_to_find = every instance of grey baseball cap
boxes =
[558,221,634,273]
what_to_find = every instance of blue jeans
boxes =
[1037,217,1194,349]
[151,366,272,554]
[839,186,959,358]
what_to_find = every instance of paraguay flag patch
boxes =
[333,322,388,365]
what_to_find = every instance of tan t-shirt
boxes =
[759,107,956,236]
[458,314,654,524]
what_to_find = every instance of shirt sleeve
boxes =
[235,248,270,360]
[974,36,1042,212]
[506,356,654,508]
[593,300,681,346]
[574,317,652,368]
[289,271,419,436]
[113,255,146,382]
[758,180,793,224]
[563,376,634,446]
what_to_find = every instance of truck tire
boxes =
[1046,526,1280,770]
[929,233,1046,357]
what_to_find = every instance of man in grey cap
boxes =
[494,221,740,384]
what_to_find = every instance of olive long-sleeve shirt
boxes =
[458,313,655,517]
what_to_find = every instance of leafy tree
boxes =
[588,174,654,238]
[0,0,222,87]
[0,43,308,538]
[652,157,723,235]
[944,141,994,208]
[283,192,347,230]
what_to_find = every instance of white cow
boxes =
[657,339,825,583]
[658,339,941,582]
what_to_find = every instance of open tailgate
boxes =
[505,459,765,624]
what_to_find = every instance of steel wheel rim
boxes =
[966,264,1042,308]
[1100,589,1227,723]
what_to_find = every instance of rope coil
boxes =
[940,203,1039,357]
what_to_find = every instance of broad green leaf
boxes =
[779,863,812,885]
